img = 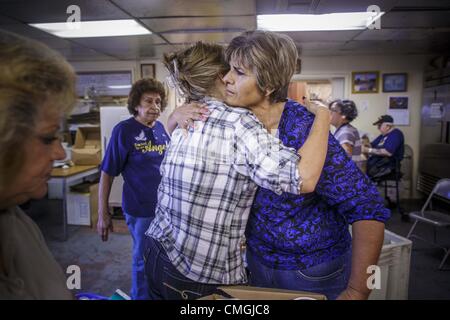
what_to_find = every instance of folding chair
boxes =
[407,178,450,270]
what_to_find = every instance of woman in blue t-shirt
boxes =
[97,78,170,300]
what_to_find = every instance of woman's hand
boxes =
[168,102,210,133]
[304,99,330,115]
[336,287,369,300]
[97,210,114,242]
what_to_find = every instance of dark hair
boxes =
[127,78,167,116]
[329,99,358,122]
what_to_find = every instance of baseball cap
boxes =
[373,115,394,126]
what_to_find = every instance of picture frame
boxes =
[388,96,409,125]
[389,96,408,109]
[351,71,379,94]
[383,73,407,92]
[140,63,155,79]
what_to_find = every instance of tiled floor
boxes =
[28,199,132,298]
[384,199,450,300]
[27,196,450,300]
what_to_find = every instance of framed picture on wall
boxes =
[140,63,155,79]
[389,96,408,109]
[383,73,407,92]
[388,96,409,125]
[351,71,379,94]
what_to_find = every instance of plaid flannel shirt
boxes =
[145,98,302,284]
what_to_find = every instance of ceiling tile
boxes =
[113,0,255,17]
[71,34,166,59]
[140,16,255,33]
[0,14,17,23]
[1,0,449,59]
[314,0,397,14]
[162,32,242,44]
[256,0,313,14]
[58,46,117,61]
[0,0,128,23]
[341,39,434,54]
[284,30,361,42]
[381,11,450,28]
[353,28,434,41]
[300,42,346,50]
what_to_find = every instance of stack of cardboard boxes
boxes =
[67,126,101,227]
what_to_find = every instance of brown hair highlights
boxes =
[163,42,229,101]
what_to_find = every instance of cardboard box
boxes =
[199,286,326,300]
[67,183,99,226]
[71,127,101,165]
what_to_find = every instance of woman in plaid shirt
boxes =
[143,38,331,299]
[157,31,389,300]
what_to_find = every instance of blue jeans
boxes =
[143,236,220,300]
[124,213,153,300]
[246,248,352,300]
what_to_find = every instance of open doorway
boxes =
[288,77,345,105]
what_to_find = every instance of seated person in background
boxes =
[329,99,365,172]
[363,115,405,179]
[0,31,75,299]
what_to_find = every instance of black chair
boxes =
[371,158,407,219]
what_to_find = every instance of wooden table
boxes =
[49,165,99,241]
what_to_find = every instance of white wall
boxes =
[294,54,428,197]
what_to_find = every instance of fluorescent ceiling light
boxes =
[29,19,151,38]
[108,85,132,89]
[257,12,384,31]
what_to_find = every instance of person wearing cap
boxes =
[363,115,405,179]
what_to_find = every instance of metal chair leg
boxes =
[407,220,418,239]
[438,249,450,270]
